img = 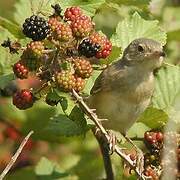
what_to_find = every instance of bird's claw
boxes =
[107,130,117,154]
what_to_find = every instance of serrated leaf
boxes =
[0,73,15,89]
[59,0,105,17]
[111,12,166,50]
[55,89,75,115]
[14,0,57,25]
[42,114,85,137]
[46,89,62,102]
[0,16,24,39]
[152,66,180,112]
[138,107,168,129]
[69,106,88,134]
[0,29,19,74]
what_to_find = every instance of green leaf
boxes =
[111,12,167,50]
[152,66,180,111]
[55,89,75,115]
[59,0,106,17]
[14,0,57,25]
[6,168,36,180]
[35,157,54,175]
[106,0,150,7]
[21,101,56,135]
[0,29,19,74]
[138,107,168,129]
[0,73,15,89]
[83,70,102,95]
[101,46,122,64]
[0,16,24,39]
[69,106,88,134]
[46,89,62,103]
[163,7,180,41]
[128,122,150,138]
[35,157,68,179]
[42,114,85,137]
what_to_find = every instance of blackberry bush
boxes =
[2,4,112,110]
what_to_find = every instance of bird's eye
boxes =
[137,45,144,52]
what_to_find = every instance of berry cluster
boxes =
[2,4,112,110]
[144,131,163,149]
[143,131,163,179]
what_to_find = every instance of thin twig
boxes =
[71,89,146,180]
[0,131,34,180]
[129,137,144,141]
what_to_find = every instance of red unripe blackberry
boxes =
[89,32,112,59]
[13,61,28,79]
[55,70,76,92]
[73,58,93,78]
[64,6,83,21]
[13,89,35,110]
[144,131,157,144]
[78,38,100,58]
[71,15,93,37]
[74,76,85,92]
[156,132,163,142]
[144,166,158,180]
[22,15,50,41]
[27,41,44,57]
[55,22,73,41]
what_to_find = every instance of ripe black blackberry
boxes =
[78,39,100,58]
[23,15,50,41]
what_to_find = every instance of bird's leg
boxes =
[124,135,144,175]
[106,130,117,154]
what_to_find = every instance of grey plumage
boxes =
[87,38,165,134]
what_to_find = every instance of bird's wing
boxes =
[90,61,126,95]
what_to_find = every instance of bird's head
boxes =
[122,38,165,70]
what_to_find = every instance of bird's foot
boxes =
[124,135,144,175]
[107,130,117,154]
[107,130,126,154]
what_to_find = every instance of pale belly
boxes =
[87,91,150,134]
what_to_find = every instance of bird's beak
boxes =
[159,51,166,57]
[152,51,166,58]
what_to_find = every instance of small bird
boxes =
[88,38,165,135]
[87,38,165,179]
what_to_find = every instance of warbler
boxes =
[88,38,165,135]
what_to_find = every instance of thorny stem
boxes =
[0,131,34,180]
[71,89,146,180]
